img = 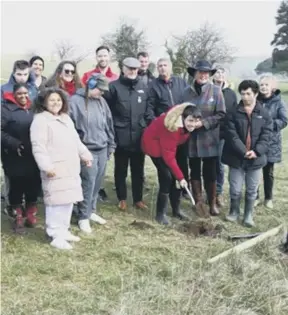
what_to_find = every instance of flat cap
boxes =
[122,57,140,68]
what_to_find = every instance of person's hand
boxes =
[84,159,93,167]
[179,179,188,188]
[194,121,203,129]
[46,170,56,178]
[17,145,24,157]
[245,150,257,159]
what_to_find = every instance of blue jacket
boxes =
[1,72,38,102]
[258,90,287,163]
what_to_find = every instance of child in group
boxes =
[30,87,93,250]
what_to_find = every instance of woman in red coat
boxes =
[142,103,201,225]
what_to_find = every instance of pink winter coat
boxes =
[30,111,93,206]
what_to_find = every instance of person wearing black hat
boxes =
[70,74,116,234]
[29,56,47,91]
[104,57,149,212]
[182,60,226,216]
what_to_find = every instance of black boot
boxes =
[226,198,241,222]
[170,188,189,221]
[98,188,108,202]
[243,199,255,227]
[155,192,169,225]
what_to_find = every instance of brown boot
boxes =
[134,201,148,210]
[216,194,224,208]
[206,181,220,216]
[118,200,127,211]
[191,180,210,218]
[25,203,38,227]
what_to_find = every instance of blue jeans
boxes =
[229,166,261,200]
[216,140,225,195]
[76,148,108,220]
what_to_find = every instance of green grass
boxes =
[1,84,288,315]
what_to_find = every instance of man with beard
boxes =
[82,46,118,202]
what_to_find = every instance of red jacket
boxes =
[141,111,189,181]
[81,66,119,85]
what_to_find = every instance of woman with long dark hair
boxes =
[45,60,83,96]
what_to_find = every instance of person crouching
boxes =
[141,103,201,225]
[30,88,93,250]
[1,83,41,233]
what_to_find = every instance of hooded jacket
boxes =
[141,103,192,180]
[69,88,116,154]
[1,72,38,102]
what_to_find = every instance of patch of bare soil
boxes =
[177,220,225,238]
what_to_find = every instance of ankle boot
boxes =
[25,203,38,227]
[170,188,189,221]
[243,199,255,227]
[206,181,220,216]
[191,180,210,218]
[226,198,241,222]
[11,206,25,234]
[155,192,169,225]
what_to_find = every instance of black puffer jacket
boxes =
[145,75,188,123]
[104,75,148,152]
[258,90,287,163]
[222,101,273,170]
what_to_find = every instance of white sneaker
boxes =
[90,213,107,225]
[63,231,81,242]
[254,199,260,207]
[264,199,273,209]
[50,238,73,250]
[78,219,92,234]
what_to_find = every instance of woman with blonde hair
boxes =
[255,74,287,209]
[45,60,83,96]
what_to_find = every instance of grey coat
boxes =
[182,81,226,158]
[69,89,116,155]
[258,90,287,163]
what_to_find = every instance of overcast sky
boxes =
[1,0,282,59]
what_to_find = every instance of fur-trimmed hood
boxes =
[164,102,195,132]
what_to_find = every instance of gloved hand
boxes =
[178,179,188,188]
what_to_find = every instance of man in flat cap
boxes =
[104,57,149,211]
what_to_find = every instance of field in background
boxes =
[1,61,288,314]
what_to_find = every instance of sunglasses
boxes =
[64,69,75,75]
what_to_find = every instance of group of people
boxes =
[1,45,287,250]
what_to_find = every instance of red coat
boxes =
[141,113,189,181]
[81,67,119,85]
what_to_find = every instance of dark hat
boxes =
[87,73,109,91]
[122,57,140,69]
[29,55,45,69]
[187,60,216,77]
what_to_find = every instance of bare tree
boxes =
[101,18,150,69]
[165,22,237,78]
[53,39,92,64]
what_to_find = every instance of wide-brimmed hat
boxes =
[187,60,217,77]
[87,73,109,91]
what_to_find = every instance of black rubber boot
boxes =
[170,188,189,221]
[226,198,241,222]
[155,192,169,225]
[243,199,255,227]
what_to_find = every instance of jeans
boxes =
[257,162,274,200]
[114,148,145,203]
[229,166,262,200]
[216,140,225,195]
[76,149,108,220]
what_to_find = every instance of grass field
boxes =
[1,77,288,314]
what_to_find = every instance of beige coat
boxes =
[30,111,93,206]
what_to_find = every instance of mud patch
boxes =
[129,220,155,230]
[178,221,225,238]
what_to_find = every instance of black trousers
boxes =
[8,174,41,207]
[189,157,217,182]
[114,148,145,203]
[258,162,274,200]
[177,144,189,183]
[151,157,181,212]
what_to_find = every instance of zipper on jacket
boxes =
[167,84,175,105]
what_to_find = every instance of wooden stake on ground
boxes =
[207,224,283,264]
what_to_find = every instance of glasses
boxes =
[64,69,75,75]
